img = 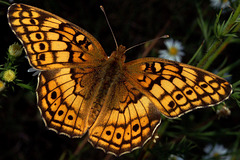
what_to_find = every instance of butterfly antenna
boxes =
[125,35,169,53]
[100,5,118,49]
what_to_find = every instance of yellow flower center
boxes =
[0,81,5,92]
[3,70,16,82]
[0,82,3,87]
[169,47,178,56]
[213,152,220,157]
[0,81,4,88]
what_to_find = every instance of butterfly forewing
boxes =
[125,57,232,118]
[7,3,107,70]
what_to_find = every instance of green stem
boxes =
[197,41,221,68]
[230,3,240,25]
[188,41,204,65]
[0,0,10,5]
[217,59,240,76]
[203,38,231,70]
[203,22,240,70]
[197,4,240,69]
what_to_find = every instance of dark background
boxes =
[0,0,239,160]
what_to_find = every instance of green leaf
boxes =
[16,83,34,91]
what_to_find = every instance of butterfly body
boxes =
[8,3,232,156]
[83,46,127,126]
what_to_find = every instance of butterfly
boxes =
[7,3,232,156]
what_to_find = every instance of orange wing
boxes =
[8,3,107,70]
[37,67,101,137]
[124,57,232,118]
[88,79,161,156]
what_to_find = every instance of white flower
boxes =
[153,135,159,143]
[210,0,234,10]
[158,39,185,62]
[216,105,231,118]
[168,154,184,160]
[204,144,231,160]
[28,68,41,76]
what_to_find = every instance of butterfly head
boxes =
[109,45,126,63]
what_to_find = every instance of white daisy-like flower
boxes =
[153,135,159,143]
[210,0,233,10]
[158,39,185,62]
[216,105,231,118]
[28,68,41,76]
[168,154,184,160]
[203,144,231,160]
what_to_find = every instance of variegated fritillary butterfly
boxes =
[8,3,232,156]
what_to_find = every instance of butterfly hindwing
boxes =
[7,3,107,70]
[37,68,102,137]
[88,80,161,156]
[125,58,232,118]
